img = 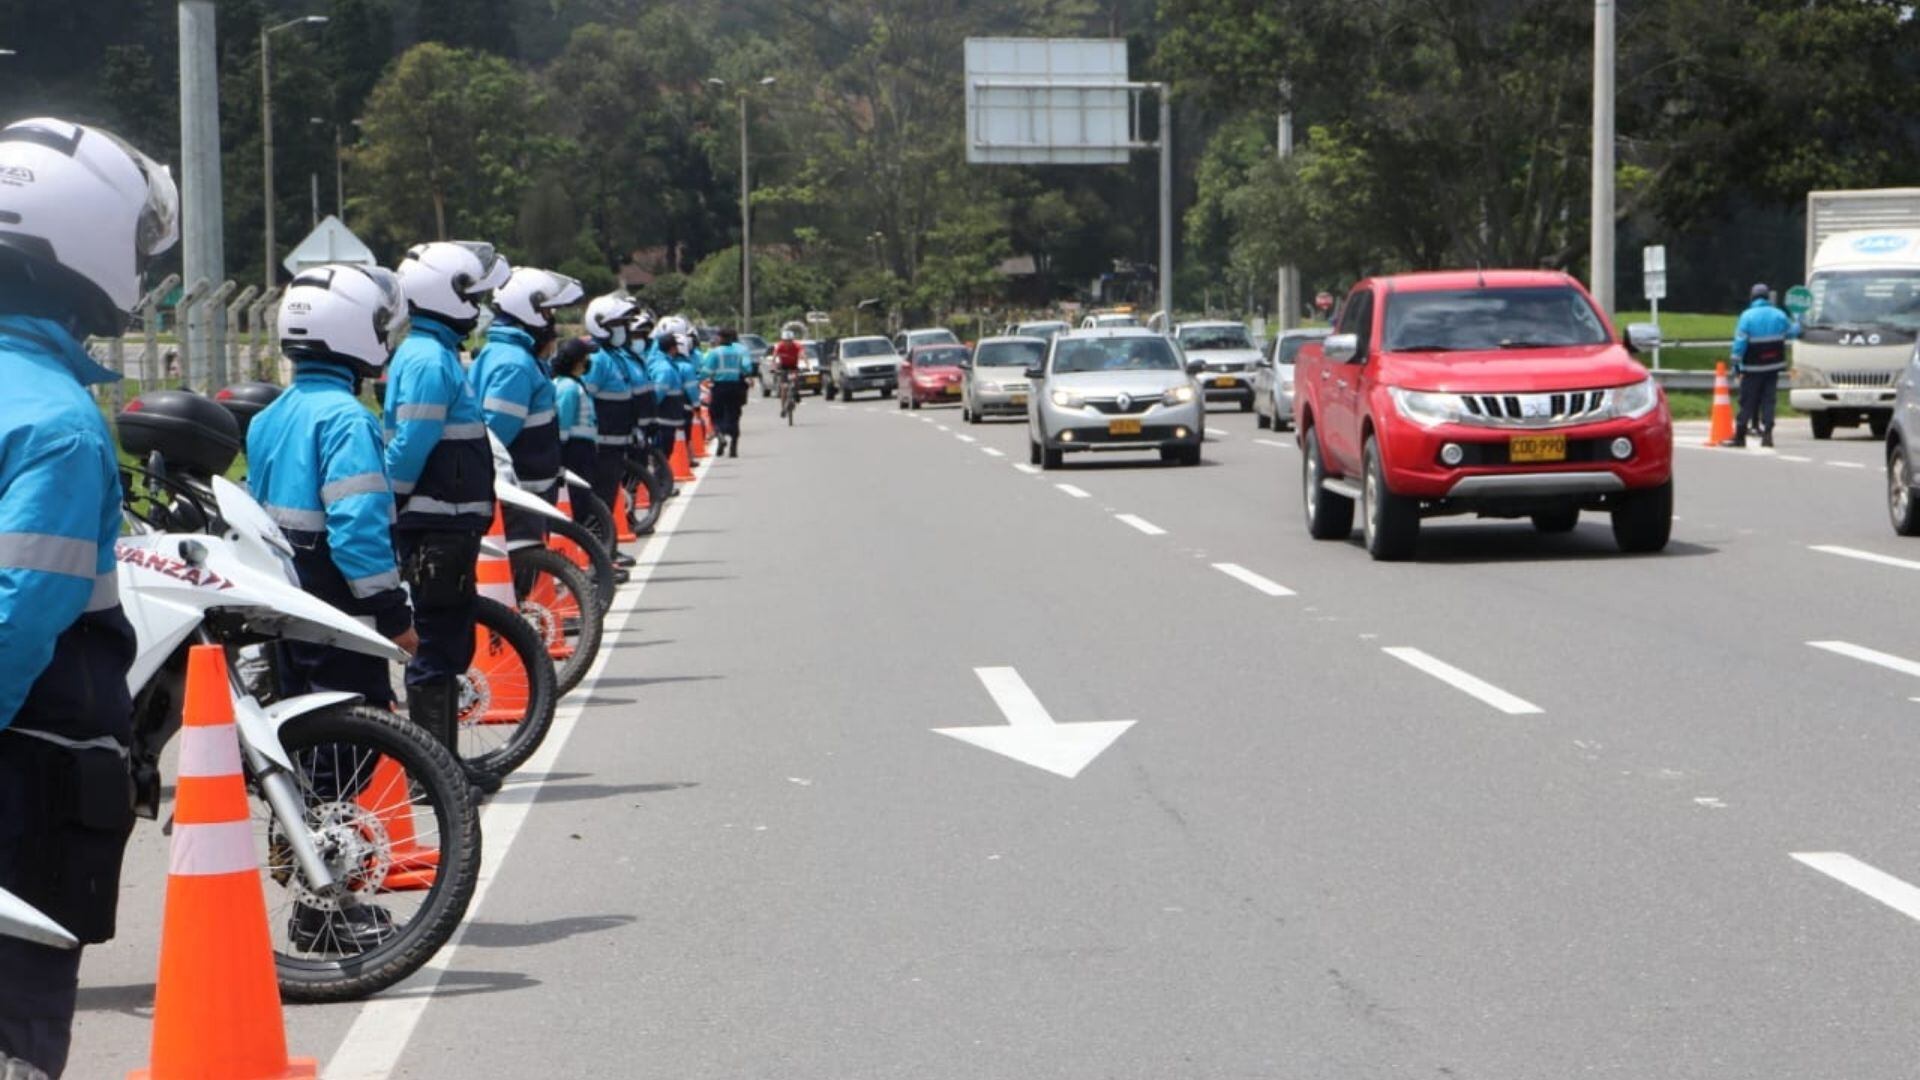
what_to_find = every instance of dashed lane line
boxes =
[1793,853,1920,924]
[1807,640,1920,679]
[1055,483,1091,499]
[1809,545,1920,573]
[1255,438,1293,449]
[956,434,977,443]
[1013,463,1040,475]
[1827,460,1868,470]
[1778,454,1814,463]
[1382,646,1543,715]
[981,447,1005,457]
[1114,513,1167,536]
[1211,562,1295,597]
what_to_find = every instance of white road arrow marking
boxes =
[933,667,1135,779]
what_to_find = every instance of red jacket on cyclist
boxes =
[773,331,803,371]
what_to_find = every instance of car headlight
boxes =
[1610,376,1659,419]
[1796,367,1831,389]
[1050,389,1083,408]
[982,381,1003,393]
[1163,385,1196,405]
[1388,386,1467,428]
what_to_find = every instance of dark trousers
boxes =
[1736,368,1781,436]
[710,381,747,438]
[395,530,481,687]
[591,445,626,511]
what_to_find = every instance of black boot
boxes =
[1760,429,1774,448]
[409,679,499,796]
[729,432,739,458]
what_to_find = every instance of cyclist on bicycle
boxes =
[772,328,803,391]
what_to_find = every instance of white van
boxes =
[1791,228,1920,438]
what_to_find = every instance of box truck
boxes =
[1789,188,1920,439]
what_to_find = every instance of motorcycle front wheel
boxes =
[257,704,480,1003]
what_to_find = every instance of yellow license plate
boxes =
[1510,434,1567,463]
[944,384,961,395]
[1009,394,1027,406]
[1109,418,1143,436]
[1213,376,1236,388]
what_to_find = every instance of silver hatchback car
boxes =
[962,336,1047,422]
[1027,329,1205,469]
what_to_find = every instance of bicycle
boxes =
[779,366,801,425]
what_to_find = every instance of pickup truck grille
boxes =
[1459,390,1609,428]
[1826,370,1895,389]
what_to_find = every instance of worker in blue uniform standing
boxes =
[552,336,600,523]
[0,116,178,1080]
[246,264,417,953]
[701,328,753,457]
[581,294,638,562]
[470,267,584,552]
[674,326,703,468]
[647,316,691,465]
[1720,283,1802,449]
[386,240,509,792]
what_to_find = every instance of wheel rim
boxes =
[1303,435,1319,524]
[1895,454,1911,522]
[1363,450,1379,542]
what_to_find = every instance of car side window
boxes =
[1337,292,1373,360]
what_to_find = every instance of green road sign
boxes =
[1785,285,1813,316]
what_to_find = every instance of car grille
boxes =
[1441,438,1617,467]
[1458,390,1610,428]
[1207,362,1248,373]
[1086,397,1157,415]
[1827,370,1896,389]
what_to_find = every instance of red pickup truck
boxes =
[1294,270,1672,560]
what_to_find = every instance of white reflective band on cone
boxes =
[176,724,242,778]
[169,820,258,877]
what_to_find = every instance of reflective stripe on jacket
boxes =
[470,323,561,489]
[0,315,136,738]
[701,343,751,383]
[1731,298,1800,373]
[583,342,633,447]
[382,316,493,531]
[249,360,412,637]
[647,344,687,427]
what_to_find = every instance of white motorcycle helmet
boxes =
[583,294,639,346]
[654,313,693,342]
[394,240,509,332]
[278,264,409,376]
[494,267,585,331]
[0,117,180,337]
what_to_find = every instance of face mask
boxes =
[609,326,628,347]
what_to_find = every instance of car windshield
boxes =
[976,340,1046,367]
[914,347,967,366]
[911,330,960,346]
[801,343,820,360]
[1017,322,1067,339]
[1092,315,1139,327]
[742,335,768,352]
[1052,337,1180,374]
[1806,270,1920,331]
[1382,287,1610,352]
[1275,335,1324,363]
[842,339,894,358]
[1179,326,1254,351]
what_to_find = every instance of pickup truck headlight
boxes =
[1388,387,1466,428]
[1162,385,1196,405]
[1050,389,1083,408]
[1611,376,1659,419]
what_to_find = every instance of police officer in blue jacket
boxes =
[0,117,178,1079]
[701,328,753,457]
[387,241,508,791]
[647,318,690,461]
[551,337,601,522]
[471,268,584,547]
[247,264,417,953]
[625,308,660,472]
[581,294,639,559]
[1721,283,1802,449]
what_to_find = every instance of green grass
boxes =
[1615,311,1739,371]
[1663,389,1800,421]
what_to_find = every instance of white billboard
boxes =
[964,38,1135,165]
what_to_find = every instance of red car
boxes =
[897,344,969,409]
[1294,270,1671,560]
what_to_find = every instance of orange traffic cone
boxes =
[689,412,707,459]
[353,756,437,892]
[614,486,639,542]
[476,504,515,607]
[1705,361,1735,447]
[669,433,694,482]
[131,646,316,1080]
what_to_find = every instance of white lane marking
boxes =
[1382,646,1543,715]
[1793,853,1920,923]
[1114,513,1166,536]
[326,460,711,1077]
[981,447,1005,457]
[1810,545,1920,572]
[936,424,951,432]
[956,434,977,443]
[1055,483,1091,499]
[1210,429,1230,438]
[930,667,1135,779]
[1255,438,1293,449]
[1807,640,1920,679]
[1827,460,1867,470]
[1779,454,1813,463]
[1212,562,1295,597]
[1013,463,1040,474]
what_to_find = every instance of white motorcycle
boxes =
[120,458,480,1003]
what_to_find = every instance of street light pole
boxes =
[260,15,327,289]
[1276,80,1297,331]
[1590,0,1616,316]
[739,92,752,337]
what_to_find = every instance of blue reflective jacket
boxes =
[1731,298,1801,373]
[701,343,751,383]
[248,360,411,638]
[624,345,658,430]
[582,340,633,449]
[470,323,561,489]
[675,352,701,403]
[647,343,687,426]
[383,316,493,531]
[0,316,135,737]
[553,374,598,480]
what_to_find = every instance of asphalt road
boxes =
[68,393,1920,1079]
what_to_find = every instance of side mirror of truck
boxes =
[1624,323,1662,355]
[1185,360,1207,377]
[1024,365,1045,381]
[1323,333,1360,364]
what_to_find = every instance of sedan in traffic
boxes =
[898,344,969,409]
[1175,320,1264,411]
[1253,328,1328,431]
[962,336,1047,422]
[1027,328,1204,468]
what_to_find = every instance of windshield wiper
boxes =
[1391,342,1466,352]
[1496,340,1570,349]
